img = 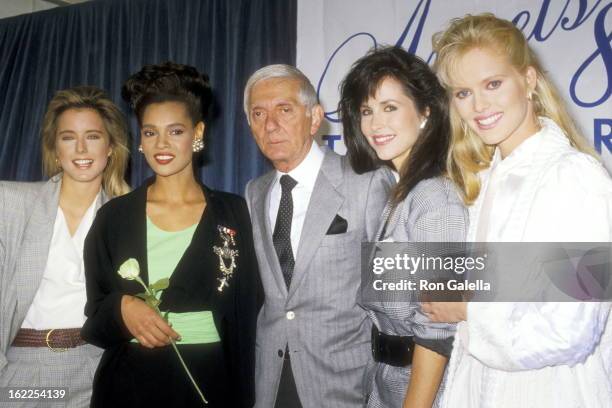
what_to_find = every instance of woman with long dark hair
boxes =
[339,46,469,408]
[82,62,260,407]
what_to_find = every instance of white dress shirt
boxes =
[268,141,324,257]
[22,194,99,329]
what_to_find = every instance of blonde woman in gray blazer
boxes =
[0,86,129,407]
[339,47,468,408]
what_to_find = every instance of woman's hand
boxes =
[421,301,467,323]
[120,295,180,348]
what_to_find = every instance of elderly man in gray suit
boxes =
[244,64,391,408]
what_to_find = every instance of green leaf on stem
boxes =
[151,278,170,291]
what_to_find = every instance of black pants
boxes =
[274,347,303,408]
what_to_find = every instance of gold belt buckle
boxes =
[45,329,68,352]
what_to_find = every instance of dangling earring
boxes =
[419,119,428,130]
[138,145,143,153]
[460,120,469,135]
[193,138,204,152]
[527,91,532,101]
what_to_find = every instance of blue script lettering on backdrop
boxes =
[595,118,612,153]
[569,2,611,108]
[317,0,611,154]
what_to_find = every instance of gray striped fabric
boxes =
[0,178,107,408]
[247,149,393,408]
[364,177,468,408]
[1,344,101,408]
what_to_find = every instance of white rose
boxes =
[118,258,140,280]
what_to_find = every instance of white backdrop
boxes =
[297,0,611,170]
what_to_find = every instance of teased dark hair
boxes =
[121,61,212,125]
[338,46,451,206]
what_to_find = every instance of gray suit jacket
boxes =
[0,175,107,374]
[245,147,392,408]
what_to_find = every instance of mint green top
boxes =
[145,217,220,345]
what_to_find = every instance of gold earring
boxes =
[527,91,533,101]
[193,138,204,152]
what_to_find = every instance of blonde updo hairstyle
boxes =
[41,86,130,197]
[432,13,595,204]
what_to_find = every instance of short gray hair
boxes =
[243,64,318,120]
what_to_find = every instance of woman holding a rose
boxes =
[82,62,260,407]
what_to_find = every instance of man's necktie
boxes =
[273,174,298,288]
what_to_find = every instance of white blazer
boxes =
[441,118,612,408]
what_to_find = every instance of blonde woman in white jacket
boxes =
[423,13,612,408]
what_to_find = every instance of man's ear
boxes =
[310,104,324,136]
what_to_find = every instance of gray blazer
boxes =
[245,147,392,408]
[364,177,468,408]
[0,175,107,374]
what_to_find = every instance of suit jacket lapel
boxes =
[14,177,61,328]
[252,172,288,297]
[374,200,396,241]
[132,180,150,285]
[158,184,219,308]
[289,151,343,299]
[110,179,150,294]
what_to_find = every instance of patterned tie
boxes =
[273,174,298,288]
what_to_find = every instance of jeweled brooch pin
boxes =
[213,226,239,292]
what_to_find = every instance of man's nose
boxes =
[265,113,279,132]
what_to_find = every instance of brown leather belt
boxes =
[12,328,85,351]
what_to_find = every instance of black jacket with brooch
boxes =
[82,179,261,407]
